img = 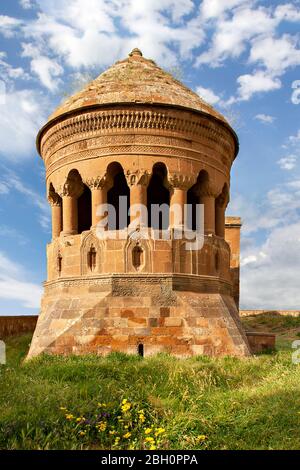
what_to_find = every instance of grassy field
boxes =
[0,314,300,450]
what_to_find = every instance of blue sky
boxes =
[0,0,300,315]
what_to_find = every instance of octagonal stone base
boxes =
[27,274,250,358]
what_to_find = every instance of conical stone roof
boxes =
[48,48,228,125]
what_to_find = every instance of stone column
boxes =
[126,170,149,226]
[169,174,196,228]
[86,175,109,228]
[215,186,229,238]
[59,178,83,236]
[48,188,62,239]
[198,184,218,235]
[215,204,225,237]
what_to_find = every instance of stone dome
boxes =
[48,48,228,125]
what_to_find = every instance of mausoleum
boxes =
[28,48,250,358]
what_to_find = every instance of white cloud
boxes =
[289,129,300,145]
[19,0,202,72]
[0,88,47,160]
[241,222,300,309]
[254,113,275,124]
[249,34,300,76]
[20,0,37,9]
[0,15,22,38]
[0,251,42,309]
[196,85,221,105]
[196,6,278,67]
[0,52,28,83]
[31,56,63,91]
[277,154,297,170]
[200,0,249,20]
[234,70,281,101]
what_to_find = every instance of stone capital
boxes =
[58,179,84,199]
[126,169,150,187]
[169,173,197,191]
[86,174,111,190]
[196,181,220,198]
[48,186,61,206]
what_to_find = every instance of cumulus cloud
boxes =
[277,154,297,170]
[249,34,300,76]
[0,251,42,309]
[19,0,203,71]
[240,222,300,309]
[233,71,281,102]
[0,88,48,160]
[196,85,221,105]
[19,0,37,9]
[254,113,275,124]
[196,5,278,67]
[0,15,22,38]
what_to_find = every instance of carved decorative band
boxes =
[43,273,232,296]
[40,107,236,162]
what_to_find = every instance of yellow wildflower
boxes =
[79,431,86,437]
[123,432,131,439]
[145,436,155,443]
[60,407,67,411]
[145,428,152,435]
[155,427,165,436]
[97,421,107,432]
[149,445,157,450]
[121,403,131,413]
[195,435,207,443]
[65,414,74,420]
[76,417,85,423]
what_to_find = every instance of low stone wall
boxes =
[0,316,38,339]
[246,332,276,354]
[240,310,300,317]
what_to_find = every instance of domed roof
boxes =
[48,48,228,124]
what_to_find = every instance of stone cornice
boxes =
[39,106,236,165]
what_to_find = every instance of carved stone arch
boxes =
[80,232,103,275]
[125,232,153,273]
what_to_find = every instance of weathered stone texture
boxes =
[28,49,250,359]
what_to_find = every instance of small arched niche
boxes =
[107,162,130,230]
[147,162,170,230]
[87,244,97,272]
[132,243,144,271]
[80,232,102,275]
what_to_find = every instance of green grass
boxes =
[0,327,300,450]
[241,313,300,349]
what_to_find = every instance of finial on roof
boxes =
[129,48,143,57]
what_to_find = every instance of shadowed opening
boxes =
[138,343,144,357]
[107,162,130,230]
[147,162,170,230]
[78,184,92,233]
[187,170,209,231]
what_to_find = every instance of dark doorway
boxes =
[138,343,144,357]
